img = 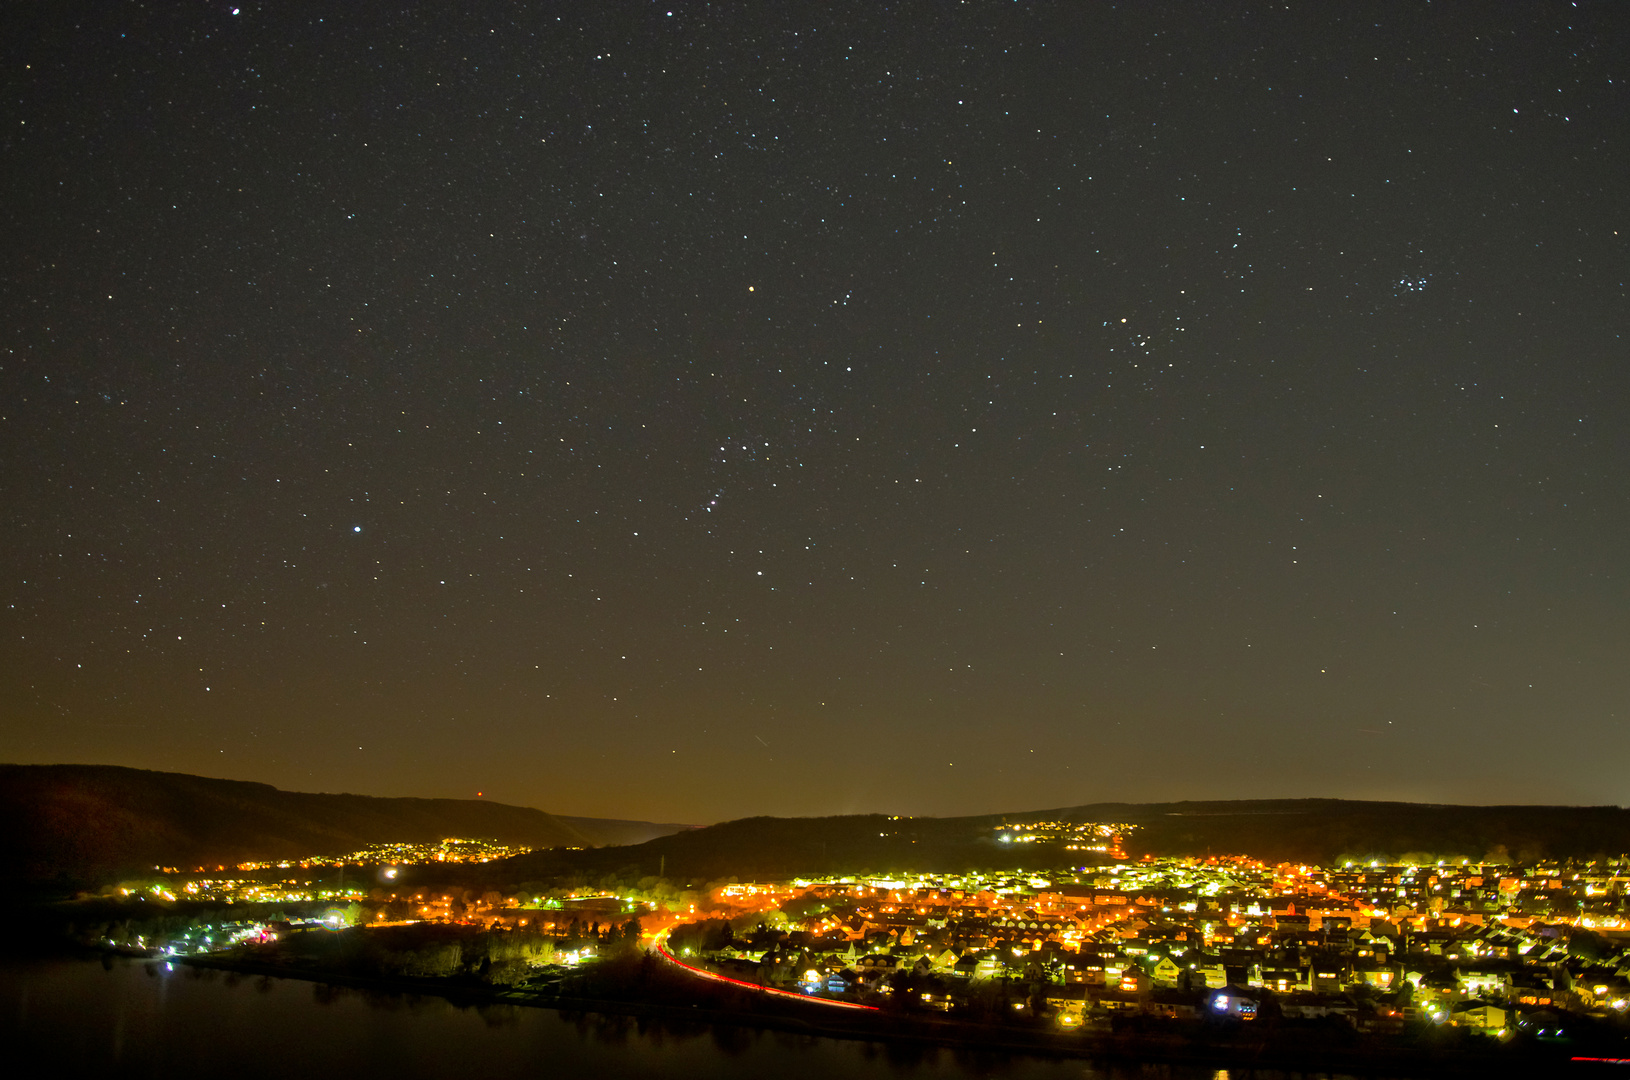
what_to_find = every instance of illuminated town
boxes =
[99,824,1630,1040]
[228,836,535,873]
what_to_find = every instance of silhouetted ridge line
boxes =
[0,764,691,884]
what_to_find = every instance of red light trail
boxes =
[654,943,879,1012]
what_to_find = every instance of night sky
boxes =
[4,3,1627,824]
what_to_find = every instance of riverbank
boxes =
[173,951,1582,1078]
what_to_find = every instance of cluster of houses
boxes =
[678,857,1630,1034]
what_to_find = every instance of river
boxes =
[1,957,1381,1079]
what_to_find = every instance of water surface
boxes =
[1,958,1373,1079]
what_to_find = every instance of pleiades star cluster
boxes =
[2,2,1626,821]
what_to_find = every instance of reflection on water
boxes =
[0,958,1376,1080]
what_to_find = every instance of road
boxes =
[649,929,880,1012]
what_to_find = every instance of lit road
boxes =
[648,929,879,1012]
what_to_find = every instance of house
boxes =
[1309,958,1350,992]
[1220,947,1263,987]
[951,949,1004,980]
[1352,961,1396,990]
[1354,1006,1406,1035]
[1352,928,1396,959]
[1450,1001,1507,1030]
[1261,962,1309,993]
[1579,971,1630,1009]
[1275,914,1312,937]
[1205,987,1261,1020]
[1510,972,1556,1007]
[1280,993,1357,1021]
[1415,969,1462,1007]
[758,947,804,987]
[1148,955,1183,987]
[1019,954,1055,982]
[1455,968,1510,998]
[1061,951,1108,986]
[1044,983,1090,1020]
[826,969,858,994]
[1146,989,1204,1019]
[856,966,889,989]
[1096,988,1143,1012]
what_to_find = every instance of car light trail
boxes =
[655,943,879,1012]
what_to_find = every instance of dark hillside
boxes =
[0,764,689,886]
[493,812,1025,883]
[500,799,1630,884]
[555,814,696,847]
[8,765,1625,891]
[1044,799,1630,865]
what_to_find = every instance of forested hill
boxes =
[498,799,1630,884]
[0,764,690,886]
[8,765,1626,890]
[1053,799,1630,866]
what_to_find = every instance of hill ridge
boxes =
[0,764,690,884]
[505,798,1630,884]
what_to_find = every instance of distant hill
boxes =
[0,764,692,886]
[553,815,695,848]
[10,766,1626,890]
[501,798,1630,884]
[1048,798,1630,866]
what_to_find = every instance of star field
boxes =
[2,2,1627,822]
